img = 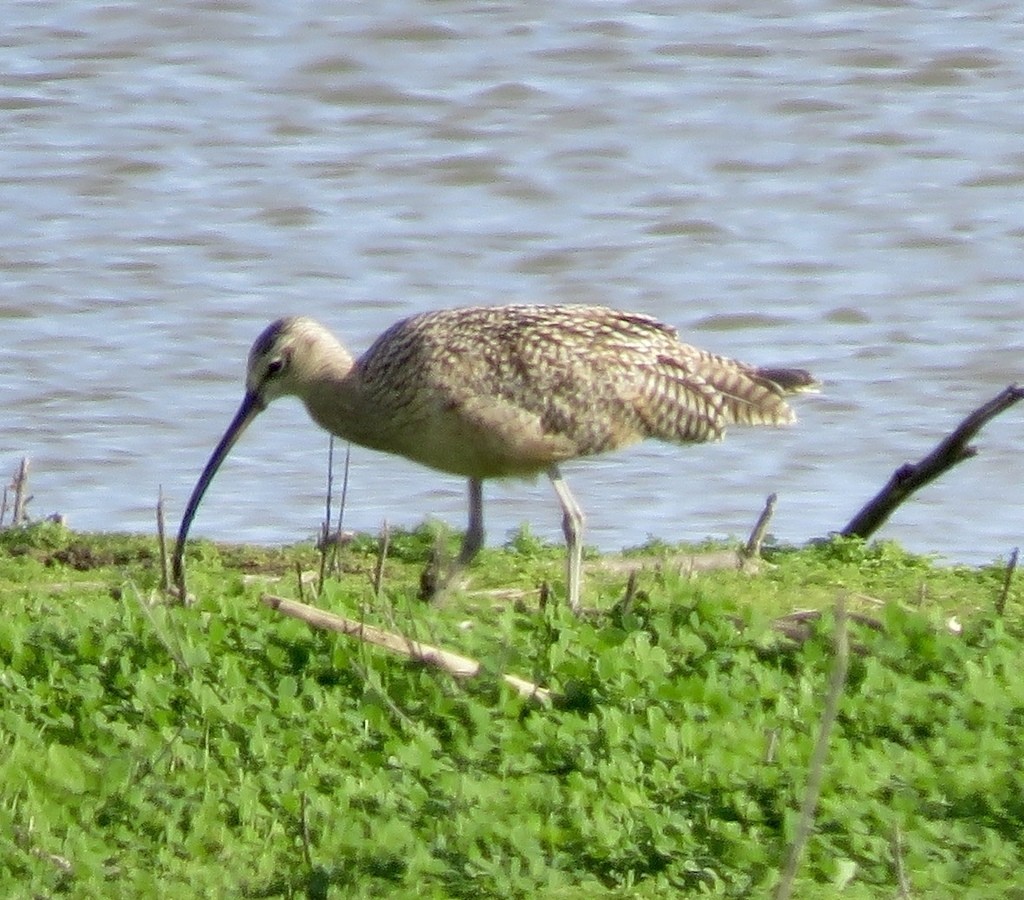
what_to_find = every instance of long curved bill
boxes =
[172,391,264,593]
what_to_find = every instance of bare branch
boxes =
[842,384,1024,540]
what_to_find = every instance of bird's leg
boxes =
[547,465,585,614]
[425,478,484,602]
[458,477,485,566]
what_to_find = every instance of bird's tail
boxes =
[704,364,819,429]
[636,354,819,441]
[754,367,820,395]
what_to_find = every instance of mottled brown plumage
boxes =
[173,304,816,610]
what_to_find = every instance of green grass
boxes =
[2,522,1024,897]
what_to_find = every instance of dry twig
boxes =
[996,547,1018,618]
[775,595,850,900]
[156,487,169,592]
[317,436,338,595]
[892,823,912,899]
[619,570,639,617]
[332,442,352,578]
[373,521,390,597]
[770,608,882,647]
[299,793,314,870]
[595,496,775,583]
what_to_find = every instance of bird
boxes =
[172,304,817,610]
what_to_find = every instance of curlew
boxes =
[172,305,816,610]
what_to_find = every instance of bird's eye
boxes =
[266,356,287,378]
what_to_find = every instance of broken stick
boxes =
[261,594,551,704]
[744,492,777,558]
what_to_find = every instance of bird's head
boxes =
[171,315,346,595]
[245,316,345,408]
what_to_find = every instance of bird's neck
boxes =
[300,356,377,446]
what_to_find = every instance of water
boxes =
[3,2,1023,565]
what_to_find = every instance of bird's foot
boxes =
[417,548,471,604]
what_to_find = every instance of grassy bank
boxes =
[2,522,1023,898]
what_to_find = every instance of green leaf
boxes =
[46,743,88,794]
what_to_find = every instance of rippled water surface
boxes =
[4,2,1024,563]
